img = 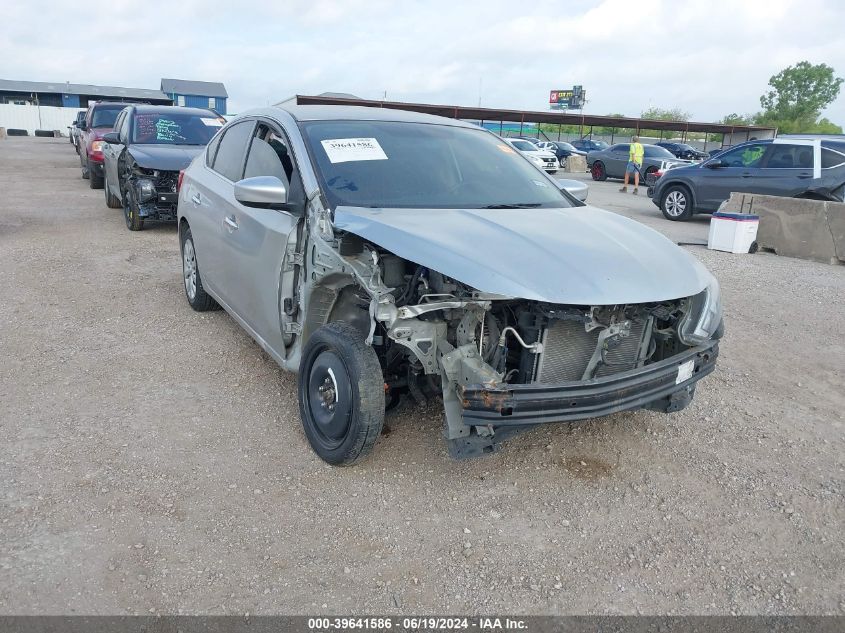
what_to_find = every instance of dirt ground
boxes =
[1,137,843,616]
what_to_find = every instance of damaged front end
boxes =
[313,223,722,459]
[125,165,180,222]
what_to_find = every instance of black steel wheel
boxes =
[298,322,384,466]
[123,187,144,231]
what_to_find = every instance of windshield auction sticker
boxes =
[321,138,388,163]
[201,118,224,126]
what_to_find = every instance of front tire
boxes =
[660,184,694,221]
[123,187,145,231]
[180,226,217,311]
[591,161,607,181]
[298,322,385,466]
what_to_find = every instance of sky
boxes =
[2,0,844,124]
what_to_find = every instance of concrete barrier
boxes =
[0,127,6,139]
[563,154,587,173]
[720,192,845,265]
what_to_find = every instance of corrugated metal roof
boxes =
[0,78,171,101]
[295,94,778,135]
[161,78,228,98]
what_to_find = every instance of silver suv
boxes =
[178,105,723,464]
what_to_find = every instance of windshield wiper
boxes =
[482,203,542,209]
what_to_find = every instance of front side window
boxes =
[300,120,574,210]
[131,111,222,145]
[717,143,768,168]
[612,144,630,154]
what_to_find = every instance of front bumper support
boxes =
[458,342,718,426]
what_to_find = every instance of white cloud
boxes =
[1,0,843,124]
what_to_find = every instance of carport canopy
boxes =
[293,94,776,146]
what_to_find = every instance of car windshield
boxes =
[91,106,126,128]
[510,140,537,151]
[644,145,676,158]
[300,120,573,210]
[591,140,608,149]
[558,142,577,151]
[677,144,697,151]
[131,112,223,145]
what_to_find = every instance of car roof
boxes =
[128,104,217,117]
[267,104,480,129]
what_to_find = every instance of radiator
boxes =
[535,319,647,383]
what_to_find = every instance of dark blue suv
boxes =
[650,139,845,220]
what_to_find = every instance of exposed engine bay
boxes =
[306,227,720,457]
[123,163,180,221]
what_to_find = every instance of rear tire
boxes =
[88,160,103,189]
[105,183,121,208]
[660,184,694,221]
[591,161,607,181]
[80,152,89,179]
[180,226,217,311]
[298,322,385,466]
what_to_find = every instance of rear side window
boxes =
[821,148,845,168]
[211,120,255,181]
[764,144,813,169]
[205,132,223,167]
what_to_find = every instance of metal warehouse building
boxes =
[160,78,228,114]
[0,77,227,114]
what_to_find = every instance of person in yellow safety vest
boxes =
[620,135,645,195]
[741,144,765,167]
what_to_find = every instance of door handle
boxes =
[223,215,238,230]
[798,174,812,179]
[191,193,201,204]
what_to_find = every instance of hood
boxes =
[333,206,712,305]
[127,145,204,171]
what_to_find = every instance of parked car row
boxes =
[65,103,723,464]
[73,101,224,230]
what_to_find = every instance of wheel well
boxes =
[179,217,190,239]
[795,191,831,202]
[661,181,695,208]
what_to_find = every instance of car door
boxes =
[183,119,256,307]
[103,110,125,195]
[755,142,818,197]
[694,143,768,210]
[216,121,302,354]
[605,144,629,178]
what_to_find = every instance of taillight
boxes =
[177,170,185,192]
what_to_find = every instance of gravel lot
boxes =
[1,137,844,616]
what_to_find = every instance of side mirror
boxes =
[234,176,289,208]
[706,159,725,169]
[102,132,121,145]
[78,121,87,131]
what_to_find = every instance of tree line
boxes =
[538,61,842,141]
